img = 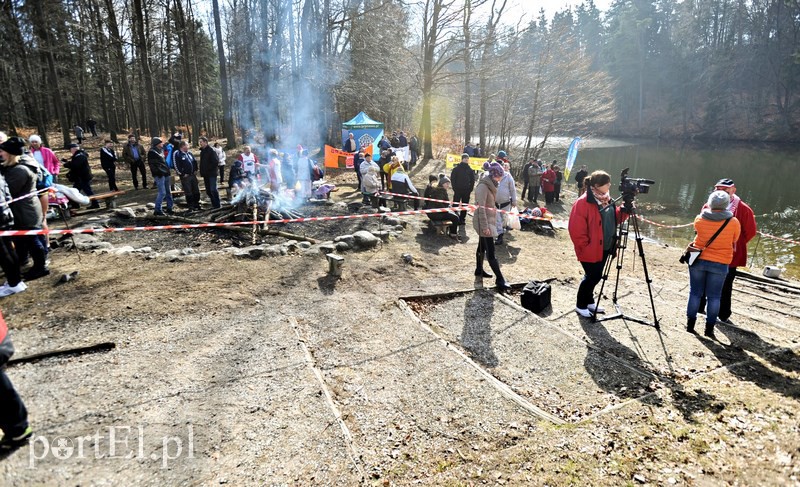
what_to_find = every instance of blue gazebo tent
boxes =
[342,112,384,161]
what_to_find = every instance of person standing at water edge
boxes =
[686,191,740,338]
[568,170,629,317]
[699,178,757,325]
[473,162,511,293]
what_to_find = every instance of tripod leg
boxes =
[631,213,659,328]
[592,252,615,323]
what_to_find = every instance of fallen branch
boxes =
[7,342,116,367]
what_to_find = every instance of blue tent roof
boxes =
[342,111,383,129]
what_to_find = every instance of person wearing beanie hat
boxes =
[568,170,630,318]
[28,135,60,183]
[473,161,511,292]
[541,162,557,204]
[426,173,460,240]
[0,136,49,287]
[697,178,757,326]
[685,190,741,338]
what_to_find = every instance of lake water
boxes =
[532,138,800,280]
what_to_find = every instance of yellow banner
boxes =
[445,153,485,171]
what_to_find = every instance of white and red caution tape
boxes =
[755,231,800,246]
[0,207,472,237]
[636,216,694,229]
[377,191,557,222]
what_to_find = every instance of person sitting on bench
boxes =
[389,166,419,210]
[426,174,461,240]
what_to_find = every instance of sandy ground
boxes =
[0,152,798,486]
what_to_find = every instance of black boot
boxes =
[704,323,716,339]
[474,251,491,278]
[686,317,696,334]
[495,233,504,245]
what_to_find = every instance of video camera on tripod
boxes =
[618,168,656,212]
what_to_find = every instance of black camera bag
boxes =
[521,280,551,313]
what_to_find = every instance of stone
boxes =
[318,241,337,254]
[84,241,114,251]
[353,230,380,249]
[145,253,159,260]
[298,241,312,249]
[382,216,401,227]
[232,246,264,259]
[370,230,392,242]
[335,241,351,252]
[394,225,404,232]
[113,245,136,255]
[334,234,355,246]
[132,247,153,254]
[114,208,137,219]
[263,246,282,258]
[146,203,155,209]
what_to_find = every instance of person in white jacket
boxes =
[495,162,517,245]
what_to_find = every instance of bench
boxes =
[88,190,126,209]
[428,219,450,235]
[382,194,407,211]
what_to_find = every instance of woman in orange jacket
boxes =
[686,191,741,338]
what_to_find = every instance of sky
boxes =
[504,0,614,22]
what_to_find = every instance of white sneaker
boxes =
[0,281,27,298]
[575,307,593,318]
[587,303,605,313]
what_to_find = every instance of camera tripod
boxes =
[593,200,660,329]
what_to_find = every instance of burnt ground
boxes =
[0,151,798,486]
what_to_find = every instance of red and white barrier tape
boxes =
[7,187,50,205]
[377,191,556,222]
[637,216,694,229]
[0,207,470,237]
[756,231,800,246]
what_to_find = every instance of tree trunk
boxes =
[212,0,236,147]
[462,0,472,145]
[132,0,160,137]
[30,0,71,148]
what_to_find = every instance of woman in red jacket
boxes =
[541,163,556,205]
[568,170,629,317]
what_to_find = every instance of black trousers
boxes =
[452,190,471,225]
[130,159,148,189]
[521,181,530,201]
[0,237,21,286]
[180,174,201,209]
[0,369,28,437]
[12,234,47,274]
[477,236,506,286]
[218,165,225,183]
[103,165,118,191]
[577,252,612,309]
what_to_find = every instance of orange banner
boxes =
[324,145,373,169]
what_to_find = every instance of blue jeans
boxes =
[687,259,729,324]
[154,175,173,212]
[203,175,221,208]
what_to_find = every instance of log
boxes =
[263,229,319,244]
[6,342,116,367]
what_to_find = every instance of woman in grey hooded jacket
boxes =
[473,162,511,292]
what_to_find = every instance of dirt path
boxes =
[1,166,798,485]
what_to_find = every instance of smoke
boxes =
[237,0,344,156]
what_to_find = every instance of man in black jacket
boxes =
[449,153,476,226]
[148,138,173,215]
[99,140,119,191]
[64,144,99,208]
[199,137,221,209]
[174,141,200,211]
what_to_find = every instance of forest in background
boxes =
[0,0,798,161]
